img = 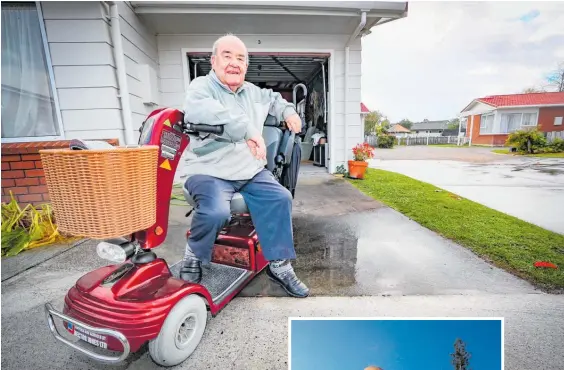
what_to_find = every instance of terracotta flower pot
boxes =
[348,160,368,179]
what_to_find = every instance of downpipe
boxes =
[344,11,367,162]
[345,47,350,160]
[106,1,135,145]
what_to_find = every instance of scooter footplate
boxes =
[170,262,250,303]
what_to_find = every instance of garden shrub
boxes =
[505,128,547,154]
[549,137,564,152]
[377,134,395,148]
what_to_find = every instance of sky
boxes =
[290,319,503,370]
[360,1,564,123]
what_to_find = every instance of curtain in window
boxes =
[1,2,59,138]
[522,113,537,126]
[500,113,521,133]
[480,114,494,134]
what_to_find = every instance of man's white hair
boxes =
[212,33,249,65]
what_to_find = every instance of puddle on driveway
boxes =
[240,208,536,297]
[536,168,564,176]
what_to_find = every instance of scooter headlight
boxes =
[96,242,127,263]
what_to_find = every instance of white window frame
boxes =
[497,111,538,134]
[554,116,563,126]
[520,112,538,127]
[480,112,495,134]
[1,1,65,143]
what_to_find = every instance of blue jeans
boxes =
[184,169,296,264]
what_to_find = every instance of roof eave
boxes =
[131,1,408,19]
[460,99,497,113]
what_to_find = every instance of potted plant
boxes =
[348,142,375,179]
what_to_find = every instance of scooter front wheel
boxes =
[149,294,208,367]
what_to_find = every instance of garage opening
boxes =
[187,52,330,169]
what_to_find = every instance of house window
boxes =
[500,113,522,133]
[555,117,563,126]
[521,113,537,127]
[1,2,61,139]
[480,113,494,134]
[497,112,537,133]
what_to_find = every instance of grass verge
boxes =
[348,168,564,292]
[492,149,564,158]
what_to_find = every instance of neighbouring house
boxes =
[1,1,408,205]
[360,102,371,136]
[387,123,411,137]
[459,92,564,146]
[409,120,449,137]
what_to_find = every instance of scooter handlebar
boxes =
[183,122,224,135]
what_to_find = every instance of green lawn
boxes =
[492,149,564,158]
[348,169,564,292]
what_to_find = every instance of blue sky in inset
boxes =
[290,319,502,370]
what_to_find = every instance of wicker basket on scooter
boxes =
[39,146,159,239]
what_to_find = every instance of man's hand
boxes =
[285,113,302,133]
[247,135,266,160]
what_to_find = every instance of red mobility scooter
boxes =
[44,107,301,366]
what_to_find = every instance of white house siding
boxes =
[41,1,157,144]
[114,2,159,143]
[156,34,362,172]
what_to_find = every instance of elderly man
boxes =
[179,34,309,298]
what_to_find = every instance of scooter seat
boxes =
[183,186,249,214]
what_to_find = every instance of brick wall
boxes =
[2,139,118,206]
[538,106,564,133]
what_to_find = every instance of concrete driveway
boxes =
[1,165,562,370]
[369,146,564,234]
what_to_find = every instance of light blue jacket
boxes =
[182,69,296,181]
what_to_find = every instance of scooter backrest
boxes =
[263,126,282,172]
[262,114,295,169]
[264,114,282,127]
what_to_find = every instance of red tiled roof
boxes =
[389,124,410,133]
[477,92,564,107]
[360,102,370,113]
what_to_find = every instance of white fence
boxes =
[365,135,469,147]
[546,131,564,143]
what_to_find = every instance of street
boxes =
[369,146,564,234]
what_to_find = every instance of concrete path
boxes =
[369,156,564,234]
[1,167,562,370]
[371,145,512,163]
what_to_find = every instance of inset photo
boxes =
[289,317,503,370]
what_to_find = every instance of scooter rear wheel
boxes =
[148,294,207,367]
